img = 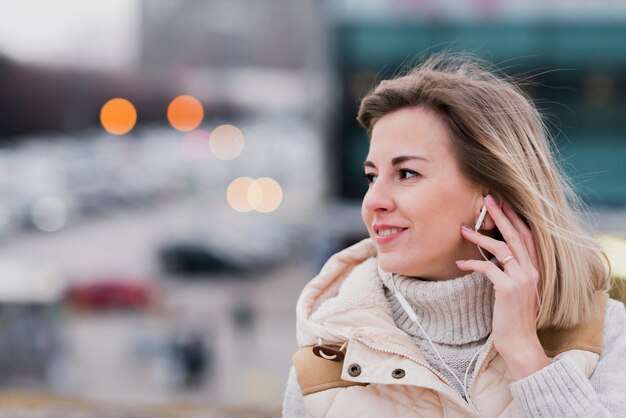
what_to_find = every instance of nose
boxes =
[362,177,396,213]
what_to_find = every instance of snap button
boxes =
[392,368,405,379]
[348,363,361,377]
[312,344,345,362]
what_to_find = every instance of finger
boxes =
[460,225,526,279]
[501,201,539,272]
[457,258,540,315]
[484,194,533,271]
[455,259,511,288]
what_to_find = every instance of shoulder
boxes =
[603,298,626,340]
[605,297,625,314]
[588,298,626,392]
[591,297,626,364]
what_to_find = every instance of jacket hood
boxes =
[296,237,399,347]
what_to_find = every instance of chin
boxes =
[376,253,411,275]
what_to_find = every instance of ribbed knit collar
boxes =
[378,261,496,345]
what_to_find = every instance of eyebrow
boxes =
[363,155,429,169]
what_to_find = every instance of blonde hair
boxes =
[357,53,613,330]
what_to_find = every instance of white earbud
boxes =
[474,203,491,262]
[474,204,488,231]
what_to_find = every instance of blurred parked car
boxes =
[65,277,156,310]
[159,241,250,275]
[158,210,295,277]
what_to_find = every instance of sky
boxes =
[0,0,140,70]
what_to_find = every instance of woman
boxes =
[282,53,626,417]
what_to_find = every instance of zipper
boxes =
[466,336,495,395]
[355,336,485,417]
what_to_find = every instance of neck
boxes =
[379,262,496,344]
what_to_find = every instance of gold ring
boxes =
[500,255,515,265]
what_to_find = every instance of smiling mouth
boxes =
[376,227,408,237]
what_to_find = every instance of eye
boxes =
[363,170,419,185]
[364,173,377,184]
[399,169,419,179]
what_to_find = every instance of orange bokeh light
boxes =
[100,98,137,135]
[167,95,204,132]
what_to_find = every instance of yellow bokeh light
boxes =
[251,177,283,213]
[209,124,244,160]
[100,98,137,135]
[227,177,255,213]
[181,130,212,160]
[167,95,204,132]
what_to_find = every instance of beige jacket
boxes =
[292,238,608,418]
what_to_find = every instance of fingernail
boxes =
[461,224,473,232]
[484,194,496,206]
[455,260,466,264]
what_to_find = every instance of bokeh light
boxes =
[31,197,67,232]
[181,130,212,160]
[251,177,283,213]
[209,124,245,160]
[247,180,263,209]
[100,98,137,135]
[226,177,283,213]
[227,177,256,213]
[167,95,204,132]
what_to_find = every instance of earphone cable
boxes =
[391,276,485,417]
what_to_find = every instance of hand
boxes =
[455,194,550,380]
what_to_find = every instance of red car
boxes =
[66,277,155,310]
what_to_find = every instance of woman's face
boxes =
[361,106,489,280]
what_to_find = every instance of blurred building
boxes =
[140,0,336,149]
[326,0,626,22]
[325,0,626,206]
[141,0,328,71]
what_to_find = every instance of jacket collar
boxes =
[295,238,494,411]
[296,238,433,361]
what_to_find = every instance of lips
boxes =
[374,225,408,244]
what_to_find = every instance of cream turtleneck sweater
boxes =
[378,263,496,397]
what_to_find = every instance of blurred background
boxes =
[0,0,625,417]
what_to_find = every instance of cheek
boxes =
[402,198,456,239]
[415,182,462,214]
[361,206,371,229]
